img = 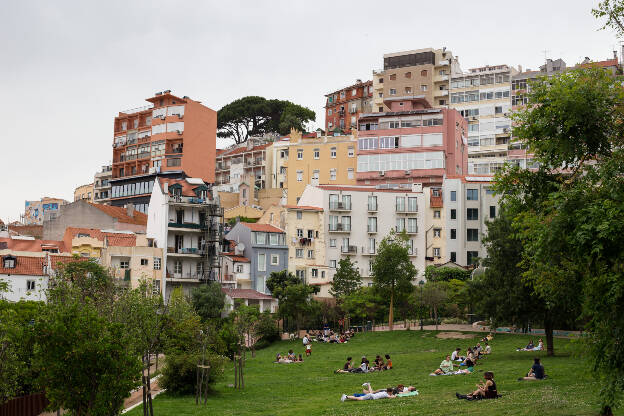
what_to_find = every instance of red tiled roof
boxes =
[0,237,66,253]
[317,185,421,193]
[285,205,323,211]
[240,223,284,233]
[88,203,148,226]
[223,253,250,263]
[216,143,270,158]
[579,58,618,68]
[0,255,46,276]
[221,288,275,300]
[8,225,44,239]
[49,255,89,271]
[157,178,208,198]
[64,227,136,247]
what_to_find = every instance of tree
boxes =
[217,97,315,144]
[341,287,385,326]
[329,257,362,299]
[277,284,317,335]
[424,266,471,282]
[420,282,447,331]
[192,283,226,322]
[266,270,300,300]
[593,0,624,37]
[0,308,20,403]
[371,230,417,330]
[34,261,141,416]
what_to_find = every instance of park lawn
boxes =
[127,330,619,416]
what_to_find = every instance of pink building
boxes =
[356,96,467,186]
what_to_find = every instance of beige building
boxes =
[265,138,290,190]
[373,48,461,112]
[74,183,94,202]
[284,204,330,297]
[257,204,286,230]
[93,165,112,204]
[286,130,357,205]
[423,186,446,266]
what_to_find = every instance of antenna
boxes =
[542,49,551,66]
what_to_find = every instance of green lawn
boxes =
[127,330,619,416]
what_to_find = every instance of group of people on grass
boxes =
[516,338,544,351]
[274,350,304,363]
[341,382,418,401]
[431,343,491,376]
[335,355,392,373]
[305,328,354,345]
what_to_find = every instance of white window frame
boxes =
[258,253,266,272]
[270,254,279,265]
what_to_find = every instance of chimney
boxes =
[614,50,618,60]
[127,204,134,217]
[518,64,522,73]
[356,78,362,84]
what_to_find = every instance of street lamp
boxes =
[418,280,425,331]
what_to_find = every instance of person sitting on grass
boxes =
[341,383,396,401]
[335,357,354,373]
[384,354,392,370]
[519,357,546,380]
[533,338,544,351]
[451,347,464,361]
[275,353,292,363]
[517,339,535,351]
[483,342,492,355]
[431,355,456,375]
[287,350,296,361]
[456,371,498,400]
[460,348,476,366]
[351,357,369,373]
[373,355,385,371]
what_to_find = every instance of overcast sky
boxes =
[0,0,618,222]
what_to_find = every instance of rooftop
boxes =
[240,223,284,233]
[64,227,137,247]
[88,203,148,226]
[221,288,275,300]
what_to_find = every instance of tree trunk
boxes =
[434,305,439,331]
[600,405,613,416]
[388,289,394,330]
[544,313,554,356]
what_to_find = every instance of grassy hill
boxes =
[127,330,618,416]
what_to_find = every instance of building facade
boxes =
[224,222,288,294]
[324,80,373,134]
[265,138,290,190]
[356,97,467,187]
[93,165,112,204]
[215,138,270,193]
[110,90,217,211]
[286,131,358,205]
[146,177,224,300]
[372,48,461,112]
[74,183,94,202]
[22,197,68,226]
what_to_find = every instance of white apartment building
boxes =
[297,184,426,287]
[443,176,500,266]
[450,65,518,175]
[146,177,224,300]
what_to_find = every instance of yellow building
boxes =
[286,130,357,205]
[423,186,446,266]
[285,204,331,298]
[257,204,286,229]
[265,138,290,190]
[73,183,94,202]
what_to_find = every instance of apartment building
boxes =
[224,223,288,294]
[110,90,217,212]
[265,138,290,190]
[284,203,329,296]
[286,131,357,205]
[297,184,426,287]
[146,177,224,300]
[356,97,467,187]
[324,80,373,134]
[443,176,500,267]
[372,48,461,112]
[423,186,446,265]
[215,138,270,192]
[74,183,94,202]
[221,241,251,289]
[93,165,112,204]
[450,65,518,175]
[22,197,68,225]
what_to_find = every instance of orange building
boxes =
[324,80,373,134]
[110,90,217,212]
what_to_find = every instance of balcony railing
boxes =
[329,202,351,211]
[341,245,357,254]
[167,247,205,255]
[406,227,419,234]
[367,226,377,233]
[168,222,202,229]
[329,223,350,232]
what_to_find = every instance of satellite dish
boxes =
[235,243,245,255]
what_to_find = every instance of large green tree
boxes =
[191,282,226,322]
[329,257,362,299]
[495,67,624,414]
[217,97,316,144]
[371,230,417,330]
[266,269,300,300]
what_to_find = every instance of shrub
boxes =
[160,351,225,395]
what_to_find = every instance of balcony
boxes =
[434,89,449,97]
[166,271,206,281]
[329,202,351,211]
[341,245,357,254]
[329,223,350,233]
[430,191,443,208]
[298,238,312,246]
[436,59,450,66]
[167,247,205,256]
[435,75,449,82]
[367,226,377,234]
[168,222,203,231]
[396,206,418,214]
[367,204,378,212]
[362,248,376,256]
[406,227,419,234]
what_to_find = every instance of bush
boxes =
[160,351,226,395]
[441,317,468,325]
[255,313,279,343]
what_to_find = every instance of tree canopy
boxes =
[191,282,226,322]
[217,97,316,144]
[330,257,362,299]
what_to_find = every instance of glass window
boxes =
[297,211,302,219]
[450,229,456,239]
[331,147,337,158]
[467,251,479,265]
[490,206,496,218]
[450,191,456,201]
[271,254,279,265]
[407,218,418,233]
[297,149,303,159]
[450,252,456,262]
[368,195,377,211]
[330,259,337,268]
[396,218,405,232]
[467,208,479,220]
[269,233,278,245]
[408,197,418,212]
[367,217,377,232]
[296,249,303,258]
[396,197,405,211]
[314,148,320,159]
[329,239,336,247]
[467,229,479,241]
[255,232,266,245]
[330,169,336,181]
[258,253,266,271]
[467,189,478,200]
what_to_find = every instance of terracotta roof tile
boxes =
[240,223,284,233]
[0,255,46,276]
[0,237,66,253]
[88,203,148,226]
[157,178,209,198]
[64,228,136,247]
[317,185,421,193]
[223,254,250,263]
[7,225,43,239]
[285,205,323,211]
[221,288,275,300]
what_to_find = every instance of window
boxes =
[258,253,266,271]
[296,170,303,182]
[120,261,129,269]
[154,257,161,270]
[389,74,396,80]
[450,209,456,219]
[328,109,333,116]
[307,250,314,259]
[467,229,479,241]
[26,280,36,290]
[467,251,479,265]
[341,216,351,231]
[467,189,478,200]
[340,91,346,99]
[330,259,337,268]
[450,191,456,201]
[490,206,496,218]
[347,168,354,179]
[330,147,337,158]
[348,146,354,157]
[269,233,279,245]
[450,229,456,239]
[255,232,266,245]
[166,158,181,167]
[405,71,412,78]
[271,254,279,265]
[296,211,302,220]
[296,249,303,258]
[307,229,314,239]
[297,228,303,238]
[3,257,16,268]
[311,269,318,278]
[296,270,305,280]
[421,70,427,77]
[329,239,336,247]
[140,258,149,266]
[330,169,336,181]
[174,261,182,274]
[367,217,377,232]
[396,197,405,212]
[236,264,243,273]
[407,218,418,233]
[297,149,303,159]
[450,252,456,262]
[434,210,441,219]
[312,170,319,182]
[367,238,376,254]
[314,148,320,159]
[467,208,479,220]
[495,106,503,114]
[421,85,428,91]
[352,88,357,96]
[389,88,396,95]
[408,197,418,212]
[396,218,406,232]
[433,228,441,237]
[433,248,440,257]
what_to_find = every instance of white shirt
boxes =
[451,351,460,360]
[371,391,389,400]
[303,336,309,345]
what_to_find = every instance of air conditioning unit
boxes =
[404,170,411,175]
[379,171,385,177]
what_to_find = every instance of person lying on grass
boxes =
[369,383,418,395]
[456,371,498,400]
[431,355,457,375]
[341,383,396,401]
[518,357,546,380]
